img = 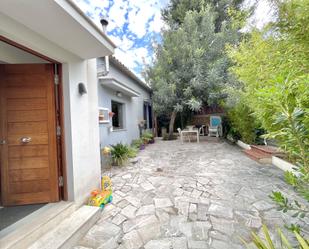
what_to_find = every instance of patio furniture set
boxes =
[177,116,222,144]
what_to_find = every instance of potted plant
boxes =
[110,143,130,166]
[132,139,145,150]
[140,143,146,150]
[141,132,154,145]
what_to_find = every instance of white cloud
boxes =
[149,12,166,33]
[73,0,169,79]
[109,35,134,51]
[127,1,155,38]
[73,0,109,27]
[115,47,150,70]
[107,1,129,31]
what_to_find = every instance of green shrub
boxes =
[110,143,130,166]
[141,131,154,144]
[227,102,260,144]
[128,146,138,158]
[131,139,143,149]
[142,131,153,139]
[227,0,309,233]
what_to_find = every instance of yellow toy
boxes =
[88,176,112,208]
[102,146,111,156]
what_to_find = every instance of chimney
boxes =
[100,18,109,33]
[99,18,110,76]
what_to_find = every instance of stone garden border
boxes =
[272,156,300,176]
[236,140,251,150]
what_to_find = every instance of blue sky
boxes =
[74,0,273,79]
[73,0,169,79]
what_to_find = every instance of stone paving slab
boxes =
[74,139,309,249]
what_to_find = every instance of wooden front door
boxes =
[0,64,59,206]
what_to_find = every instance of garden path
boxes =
[74,138,309,249]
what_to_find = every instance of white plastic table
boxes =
[180,130,199,144]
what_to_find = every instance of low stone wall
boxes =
[190,115,210,126]
[190,113,225,126]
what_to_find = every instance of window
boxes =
[111,101,124,129]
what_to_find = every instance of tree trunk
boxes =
[168,111,177,139]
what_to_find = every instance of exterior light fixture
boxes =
[78,82,87,95]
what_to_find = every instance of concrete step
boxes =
[250,145,282,155]
[243,148,272,164]
[0,201,76,249]
[28,205,101,249]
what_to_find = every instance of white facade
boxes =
[0,0,115,204]
[98,57,152,148]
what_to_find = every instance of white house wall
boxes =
[64,59,101,204]
[98,60,151,148]
[0,12,104,205]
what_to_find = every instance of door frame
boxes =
[0,36,68,201]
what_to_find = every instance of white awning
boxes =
[0,0,116,60]
[99,77,140,97]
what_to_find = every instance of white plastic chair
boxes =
[177,128,191,143]
[208,116,222,137]
[199,125,206,136]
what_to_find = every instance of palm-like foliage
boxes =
[242,224,309,249]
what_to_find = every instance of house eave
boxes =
[99,77,141,97]
[109,57,152,92]
[0,0,116,60]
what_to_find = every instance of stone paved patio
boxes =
[74,138,309,249]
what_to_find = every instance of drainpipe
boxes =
[100,18,110,75]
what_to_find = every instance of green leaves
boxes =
[284,171,298,187]
[270,191,286,207]
[269,190,308,228]
[110,143,130,166]
[226,0,309,201]
[244,224,309,249]
[148,4,241,120]
[227,101,260,144]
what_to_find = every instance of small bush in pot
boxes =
[110,143,130,166]
[131,139,144,150]
[127,146,138,158]
[141,132,154,144]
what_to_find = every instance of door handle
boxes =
[0,139,6,145]
[20,137,32,144]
